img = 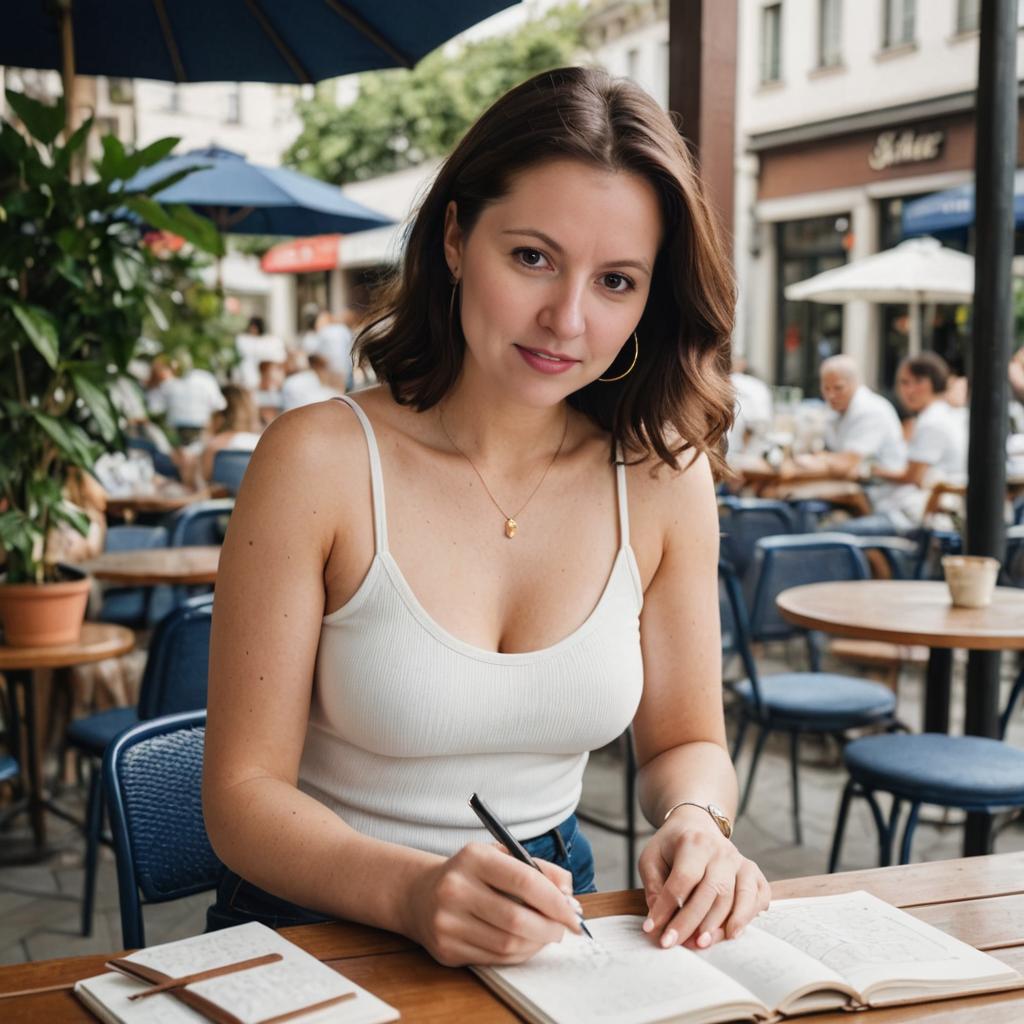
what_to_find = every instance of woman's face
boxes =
[896,368,933,413]
[443,158,662,405]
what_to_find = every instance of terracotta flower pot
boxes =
[0,566,91,647]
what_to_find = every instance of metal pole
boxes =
[963,0,1017,856]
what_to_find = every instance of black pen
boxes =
[469,793,593,940]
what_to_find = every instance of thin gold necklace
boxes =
[438,404,569,539]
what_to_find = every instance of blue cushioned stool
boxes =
[829,733,1024,870]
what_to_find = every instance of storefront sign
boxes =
[261,234,342,274]
[868,128,944,171]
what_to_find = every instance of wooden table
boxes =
[0,624,135,852]
[777,579,1024,856]
[105,486,212,523]
[76,546,221,587]
[2,853,1023,1022]
[726,453,870,514]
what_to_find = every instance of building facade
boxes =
[736,0,1024,395]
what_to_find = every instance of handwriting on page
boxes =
[756,901,953,974]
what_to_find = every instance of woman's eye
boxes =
[514,248,547,268]
[602,273,635,293]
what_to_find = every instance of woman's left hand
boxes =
[637,805,769,950]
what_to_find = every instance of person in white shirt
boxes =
[313,310,355,390]
[279,353,342,411]
[844,352,967,534]
[774,356,905,506]
[234,316,287,391]
[726,356,772,454]
[146,356,227,444]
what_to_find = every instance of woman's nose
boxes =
[538,280,586,341]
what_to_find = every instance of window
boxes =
[817,0,842,67]
[761,3,783,83]
[882,0,915,49]
[107,78,134,105]
[225,83,242,124]
[956,0,980,32]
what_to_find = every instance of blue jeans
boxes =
[206,813,596,932]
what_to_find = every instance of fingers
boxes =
[639,834,770,950]
[533,856,575,898]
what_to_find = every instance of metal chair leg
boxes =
[828,779,856,873]
[898,801,922,864]
[81,766,104,937]
[738,724,769,818]
[730,714,749,763]
[789,730,803,845]
[624,730,637,890]
[862,787,895,866]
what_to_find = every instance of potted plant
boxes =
[0,90,221,645]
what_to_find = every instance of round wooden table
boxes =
[777,580,1024,857]
[104,486,212,522]
[0,624,135,853]
[77,545,221,586]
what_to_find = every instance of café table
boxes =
[0,624,135,854]
[777,579,1024,857]
[104,485,214,524]
[76,546,221,587]
[1,852,1023,1022]
[726,452,871,515]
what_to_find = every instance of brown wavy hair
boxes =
[355,66,735,473]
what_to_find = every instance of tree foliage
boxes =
[285,5,584,184]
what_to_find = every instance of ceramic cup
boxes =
[941,555,1000,608]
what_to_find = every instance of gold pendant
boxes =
[504,518,518,539]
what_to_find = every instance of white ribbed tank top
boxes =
[297,395,644,856]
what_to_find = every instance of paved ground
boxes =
[2,642,1022,965]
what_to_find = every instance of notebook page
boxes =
[75,922,399,1024]
[754,891,1017,999]
[482,915,764,1024]
[698,924,855,1014]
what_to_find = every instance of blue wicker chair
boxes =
[103,711,221,948]
[67,594,213,935]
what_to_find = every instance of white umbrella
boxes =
[783,236,974,355]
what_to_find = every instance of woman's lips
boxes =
[514,344,580,375]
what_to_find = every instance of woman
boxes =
[175,385,262,488]
[203,67,769,966]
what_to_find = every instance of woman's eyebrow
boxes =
[501,228,652,275]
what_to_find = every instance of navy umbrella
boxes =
[125,147,392,236]
[2,1,520,82]
[902,170,1024,237]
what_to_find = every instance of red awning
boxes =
[261,234,342,274]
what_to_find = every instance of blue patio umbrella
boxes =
[124,147,391,237]
[2,1,520,83]
[902,170,1024,236]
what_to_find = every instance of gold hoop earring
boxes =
[597,332,639,382]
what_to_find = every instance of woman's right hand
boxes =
[404,843,583,966]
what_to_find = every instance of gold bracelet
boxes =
[662,801,733,839]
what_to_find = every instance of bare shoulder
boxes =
[624,446,715,526]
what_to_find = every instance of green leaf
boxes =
[119,135,181,181]
[4,89,65,146]
[12,304,59,369]
[53,116,95,177]
[70,372,118,443]
[145,293,170,332]
[124,196,224,256]
[53,499,91,537]
[96,133,129,181]
[112,251,142,291]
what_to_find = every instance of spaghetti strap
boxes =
[332,395,388,553]
[614,444,630,551]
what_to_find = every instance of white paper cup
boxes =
[941,555,1000,608]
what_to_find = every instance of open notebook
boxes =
[74,922,399,1024]
[474,891,1022,1024]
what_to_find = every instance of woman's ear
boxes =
[442,201,463,281]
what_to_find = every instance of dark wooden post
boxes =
[668,0,738,255]
[963,0,1018,856]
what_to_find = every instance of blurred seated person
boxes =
[313,309,355,391]
[255,360,285,426]
[146,354,226,445]
[726,354,772,454]
[234,316,286,391]
[280,352,342,411]
[840,352,967,536]
[780,355,905,483]
[174,385,262,489]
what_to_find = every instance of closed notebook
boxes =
[473,890,1023,1024]
[74,921,400,1024]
